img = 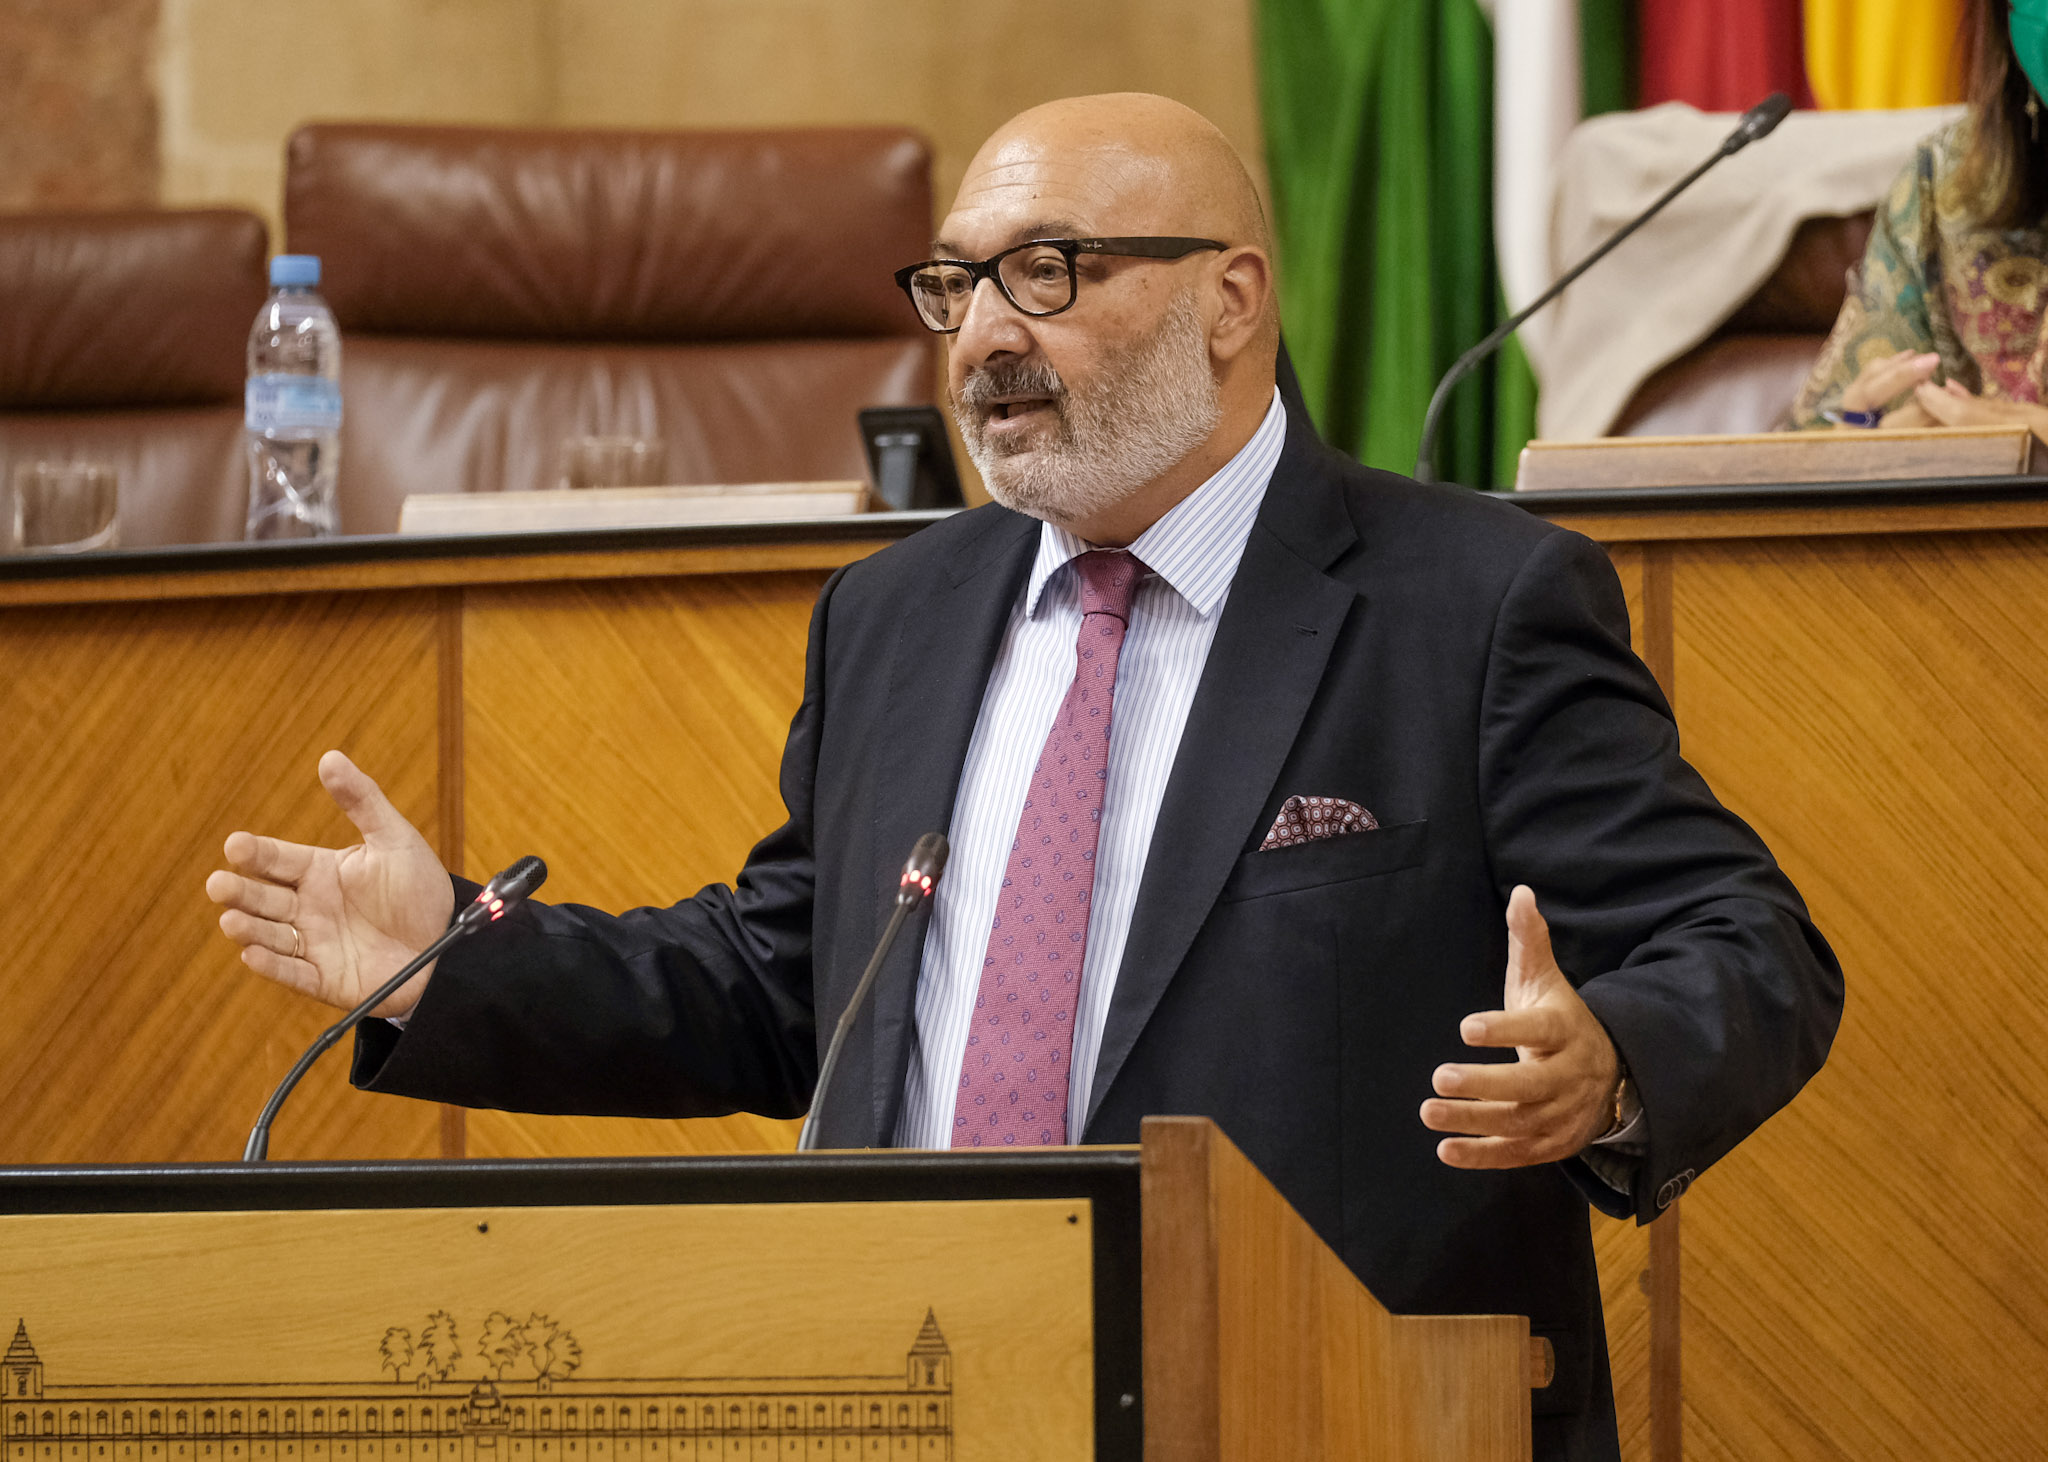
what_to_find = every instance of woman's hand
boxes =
[1912,378,2048,441]
[1837,349,1941,424]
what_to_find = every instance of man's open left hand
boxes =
[1422,885,1620,1169]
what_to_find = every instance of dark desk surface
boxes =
[0,508,952,583]
[6,475,2047,602]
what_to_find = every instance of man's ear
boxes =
[1209,247,1274,364]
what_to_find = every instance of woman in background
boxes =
[1792,0,2048,432]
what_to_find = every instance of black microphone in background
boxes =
[1413,90,1794,484]
[241,855,548,1161]
[797,832,949,1152]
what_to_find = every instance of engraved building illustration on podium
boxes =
[1,1312,952,1461]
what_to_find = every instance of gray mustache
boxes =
[958,363,1065,410]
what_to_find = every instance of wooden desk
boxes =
[0,516,938,1167]
[6,481,2046,1460]
[1515,476,2048,1462]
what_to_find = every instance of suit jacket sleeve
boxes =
[1478,528,1845,1221]
[348,567,848,1120]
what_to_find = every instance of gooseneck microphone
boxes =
[1413,90,1793,483]
[241,855,548,1161]
[797,833,949,1152]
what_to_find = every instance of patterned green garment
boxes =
[1791,120,2048,427]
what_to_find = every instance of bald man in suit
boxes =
[211,94,1843,1462]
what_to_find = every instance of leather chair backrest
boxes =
[0,210,268,547]
[1614,212,1874,437]
[284,124,938,533]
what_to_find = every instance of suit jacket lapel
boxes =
[862,506,1038,1143]
[1084,422,1364,1132]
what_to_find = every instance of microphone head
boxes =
[1727,92,1792,152]
[899,833,950,901]
[492,855,548,902]
[469,855,548,924]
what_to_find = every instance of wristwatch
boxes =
[1597,1065,1640,1144]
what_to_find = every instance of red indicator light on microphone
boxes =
[488,897,506,920]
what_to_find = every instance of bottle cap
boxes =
[269,254,321,288]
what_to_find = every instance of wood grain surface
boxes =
[1535,493,2048,546]
[459,572,832,1159]
[0,543,878,1166]
[1515,425,2036,491]
[1140,1116,1529,1462]
[1662,530,2048,1460]
[0,1197,1092,1460]
[1591,1215,1652,1462]
[1594,542,1662,1462]
[0,591,445,1162]
[9,505,2048,1460]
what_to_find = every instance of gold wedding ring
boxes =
[289,925,303,960]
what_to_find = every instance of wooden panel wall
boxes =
[0,589,443,1162]
[1592,541,1664,1462]
[1664,530,2048,1460]
[10,507,2048,1459]
[459,571,827,1159]
[0,546,860,1166]
[1568,517,2048,1460]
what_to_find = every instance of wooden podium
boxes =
[0,1118,1537,1461]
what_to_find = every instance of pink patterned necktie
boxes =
[953,549,1145,1147]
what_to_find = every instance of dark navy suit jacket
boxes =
[357,410,1844,1462]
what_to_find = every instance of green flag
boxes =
[1259,0,1631,488]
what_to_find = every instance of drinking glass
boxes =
[10,462,120,553]
[558,436,667,490]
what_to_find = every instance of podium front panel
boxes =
[0,1155,1145,1461]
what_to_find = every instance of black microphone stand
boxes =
[797,834,948,1152]
[242,856,546,1161]
[1414,92,1792,484]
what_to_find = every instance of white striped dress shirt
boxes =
[892,389,1287,1148]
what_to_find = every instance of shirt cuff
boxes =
[1579,1073,1645,1193]
[1591,1104,1644,1151]
[1580,1144,1639,1195]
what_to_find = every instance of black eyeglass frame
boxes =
[892,236,1228,333]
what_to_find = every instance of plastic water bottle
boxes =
[244,254,342,539]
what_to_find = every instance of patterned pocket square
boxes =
[1259,794,1379,851]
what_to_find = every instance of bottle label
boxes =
[246,374,342,433]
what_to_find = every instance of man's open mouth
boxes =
[990,395,1055,421]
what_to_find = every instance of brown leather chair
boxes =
[283,124,939,534]
[1612,212,1874,437]
[0,210,268,547]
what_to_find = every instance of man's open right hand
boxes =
[205,750,454,1018]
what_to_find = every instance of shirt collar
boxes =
[1023,386,1287,620]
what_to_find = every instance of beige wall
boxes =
[157,0,555,235]
[156,0,1266,240]
[1,0,160,210]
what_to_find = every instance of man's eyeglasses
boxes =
[893,237,1227,334]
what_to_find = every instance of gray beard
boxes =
[951,291,1224,529]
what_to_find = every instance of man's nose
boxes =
[950,275,1036,373]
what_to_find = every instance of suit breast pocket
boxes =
[1217,819,1429,902]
